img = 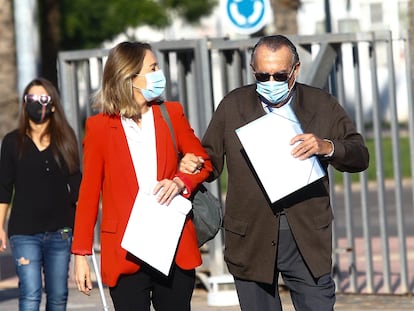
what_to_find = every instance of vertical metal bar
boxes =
[330,167,341,289]
[91,249,110,311]
[352,42,374,293]
[244,48,255,85]
[382,31,408,293]
[336,46,357,292]
[183,50,197,128]
[402,32,414,295]
[402,31,414,212]
[88,56,104,118]
[243,47,253,85]
[85,58,95,119]
[57,56,80,140]
[83,59,92,126]
[72,62,82,142]
[369,35,391,293]
[159,51,173,100]
[227,50,243,91]
[176,52,189,109]
[219,49,230,95]
[324,0,332,33]
[195,39,214,135]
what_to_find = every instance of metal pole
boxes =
[324,0,332,33]
[13,0,40,96]
[91,249,110,311]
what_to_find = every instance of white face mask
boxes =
[132,70,166,102]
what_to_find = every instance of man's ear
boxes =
[294,62,301,77]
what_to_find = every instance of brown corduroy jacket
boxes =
[202,83,369,284]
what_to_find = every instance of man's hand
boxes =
[290,133,333,160]
[179,153,204,174]
[74,255,93,296]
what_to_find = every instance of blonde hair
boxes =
[93,41,152,118]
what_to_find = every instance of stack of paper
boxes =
[121,190,192,275]
[235,113,325,203]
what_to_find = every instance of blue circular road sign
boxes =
[224,0,271,34]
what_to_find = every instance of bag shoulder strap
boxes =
[159,103,178,155]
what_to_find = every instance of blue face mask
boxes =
[133,70,166,102]
[256,80,292,104]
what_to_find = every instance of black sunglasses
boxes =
[253,64,297,82]
[24,94,52,105]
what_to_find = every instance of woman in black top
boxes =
[0,78,82,311]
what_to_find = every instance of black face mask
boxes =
[25,101,53,123]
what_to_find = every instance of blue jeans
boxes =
[10,229,72,311]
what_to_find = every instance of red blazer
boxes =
[71,102,212,287]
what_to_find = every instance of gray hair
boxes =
[250,35,299,68]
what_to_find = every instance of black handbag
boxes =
[190,183,223,246]
[160,103,223,247]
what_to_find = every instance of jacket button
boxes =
[271,240,276,246]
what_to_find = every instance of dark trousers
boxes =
[235,214,336,311]
[109,264,195,311]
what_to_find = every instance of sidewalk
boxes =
[0,276,413,310]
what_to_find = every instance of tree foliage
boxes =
[159,0,218,23]
[60,0,218,50]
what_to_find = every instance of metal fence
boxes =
[57,30,414,294]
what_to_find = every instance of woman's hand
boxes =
[153,178,185,205]
[74,255,93,296]
[0,228,7,252]
[0,203,9,252]
[179,153,204,174]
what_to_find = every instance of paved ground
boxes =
[1,180,413,309]
[0,276,413,310]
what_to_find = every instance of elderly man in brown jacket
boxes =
[198,35,369,311]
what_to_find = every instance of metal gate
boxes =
[58,31,414,294]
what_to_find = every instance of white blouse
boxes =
[121,107,157,194]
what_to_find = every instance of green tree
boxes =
[39,0,218,86]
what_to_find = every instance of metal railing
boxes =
[57,31,414,294]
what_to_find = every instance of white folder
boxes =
[121,189,192,275]
[235,113,325,203]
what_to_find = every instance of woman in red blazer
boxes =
[71,41,212,311]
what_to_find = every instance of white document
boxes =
[121,188,192,275]
[235,113,325,203]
